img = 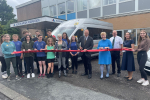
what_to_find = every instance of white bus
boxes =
[52,18,113,66]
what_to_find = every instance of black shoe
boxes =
[100,77,103,80]
[124,76,129,79]
[105,76,109,78]
[47,74,50,78]
[127,78,133,81]
[81,73,88,76]
[88,74,92,79]
[72,70,74,74]
[66,69,69,74]
[117,73,121,77]
[74,71,77,74]
[51,73,54,77]
[110,73,115,75]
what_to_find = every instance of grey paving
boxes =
[0,58,150,100]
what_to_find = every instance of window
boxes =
[50,5,56,17]
[67,0,75,13]
[42,7,50,16]
[52,27,76,40]
[77,0,87,11]
[119,0,129,2]
[58,3,65,15]
[124,29,136,44]
[103,0,116,6]
[87,27,112,40]
[89,0,101,9]
[74,29,83,40]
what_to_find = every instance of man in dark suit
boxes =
[78,29,93,79]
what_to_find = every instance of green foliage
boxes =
[0,0,16,25]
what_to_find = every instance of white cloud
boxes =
[6,0,31,18]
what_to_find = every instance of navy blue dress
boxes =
[121,40,135,71]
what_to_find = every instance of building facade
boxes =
[16,0,150,45]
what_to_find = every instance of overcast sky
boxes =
[6,0,31,18]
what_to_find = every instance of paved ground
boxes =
[0,92,11,100]
[0,58,150,100]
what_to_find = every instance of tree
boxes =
[4,19,21,37]
[0,0,16,25]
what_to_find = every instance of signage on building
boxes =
[13,18,41,27]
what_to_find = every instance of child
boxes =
[69,35,79,74]
[12,34,24,77]
[33,35,46,78]
[1,34,20,81]
[0,35,7,79]
[45,38,55,78]
[21,35,35,78]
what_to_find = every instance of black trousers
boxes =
[71,55,78,70]
[137,51,148,80]
[0,56,7,72]
[16,56,22,74]
[34,54,40,73]
[25,57,34,74]
[81,53,92,74]
[65,52,70,69]
[111,51,121,74]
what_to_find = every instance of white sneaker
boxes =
[137,78,145,83]
[142,80,149,86]
[27,74,30,78]
[31,73,35,78]
[2,74,8,79]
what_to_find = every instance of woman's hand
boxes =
[61,49,63,50]
[105,47,109,49]
[20,55,23,59]
[34,49,37,50]
[123,47,127,49]
[11,52,14,55]
[23,49,25,51]
[28,49,31,51]
[99,47,103,49]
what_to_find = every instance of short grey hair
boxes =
[57,34,62,37]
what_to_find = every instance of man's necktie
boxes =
[84,37,87,45]
[112,37,115,48]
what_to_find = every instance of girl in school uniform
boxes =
[69,35,79,74]
[45,38,55,78]
[12,34,24,77]
[1,34,20,81]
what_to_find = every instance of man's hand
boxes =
[28,49,31,51]
[80,46,83,50]
[20,55,23,59]
[84,49,87,52]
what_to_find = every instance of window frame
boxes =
[89,0,101,9]
[77,0,88,12]
[49,5,57,17]
[58,2,66,16]
[103,0,116,6]
[67,0,76,14]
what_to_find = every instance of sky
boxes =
[6,0,31,18]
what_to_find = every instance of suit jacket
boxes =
[78,36,93,58]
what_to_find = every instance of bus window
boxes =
[87,27,112,40]
[74,29,83,40]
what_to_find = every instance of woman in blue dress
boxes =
[97,32,112,79]
[121,32,135,81]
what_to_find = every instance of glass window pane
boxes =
[77,0,87,11]
[42,7,50,16]
[103,0,116,5]
[58,3,65,15]
[50,5,56,17]
[67,0,75,13]
[89,0,101,9]
[124,29,136,45]
[119,0,127,2]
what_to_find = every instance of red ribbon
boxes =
[13,49,132,54]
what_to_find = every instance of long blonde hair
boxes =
[4,34,11,41]
[138,30,149,45]
[47,38,54,46]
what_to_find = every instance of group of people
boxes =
[0,28,150,86]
